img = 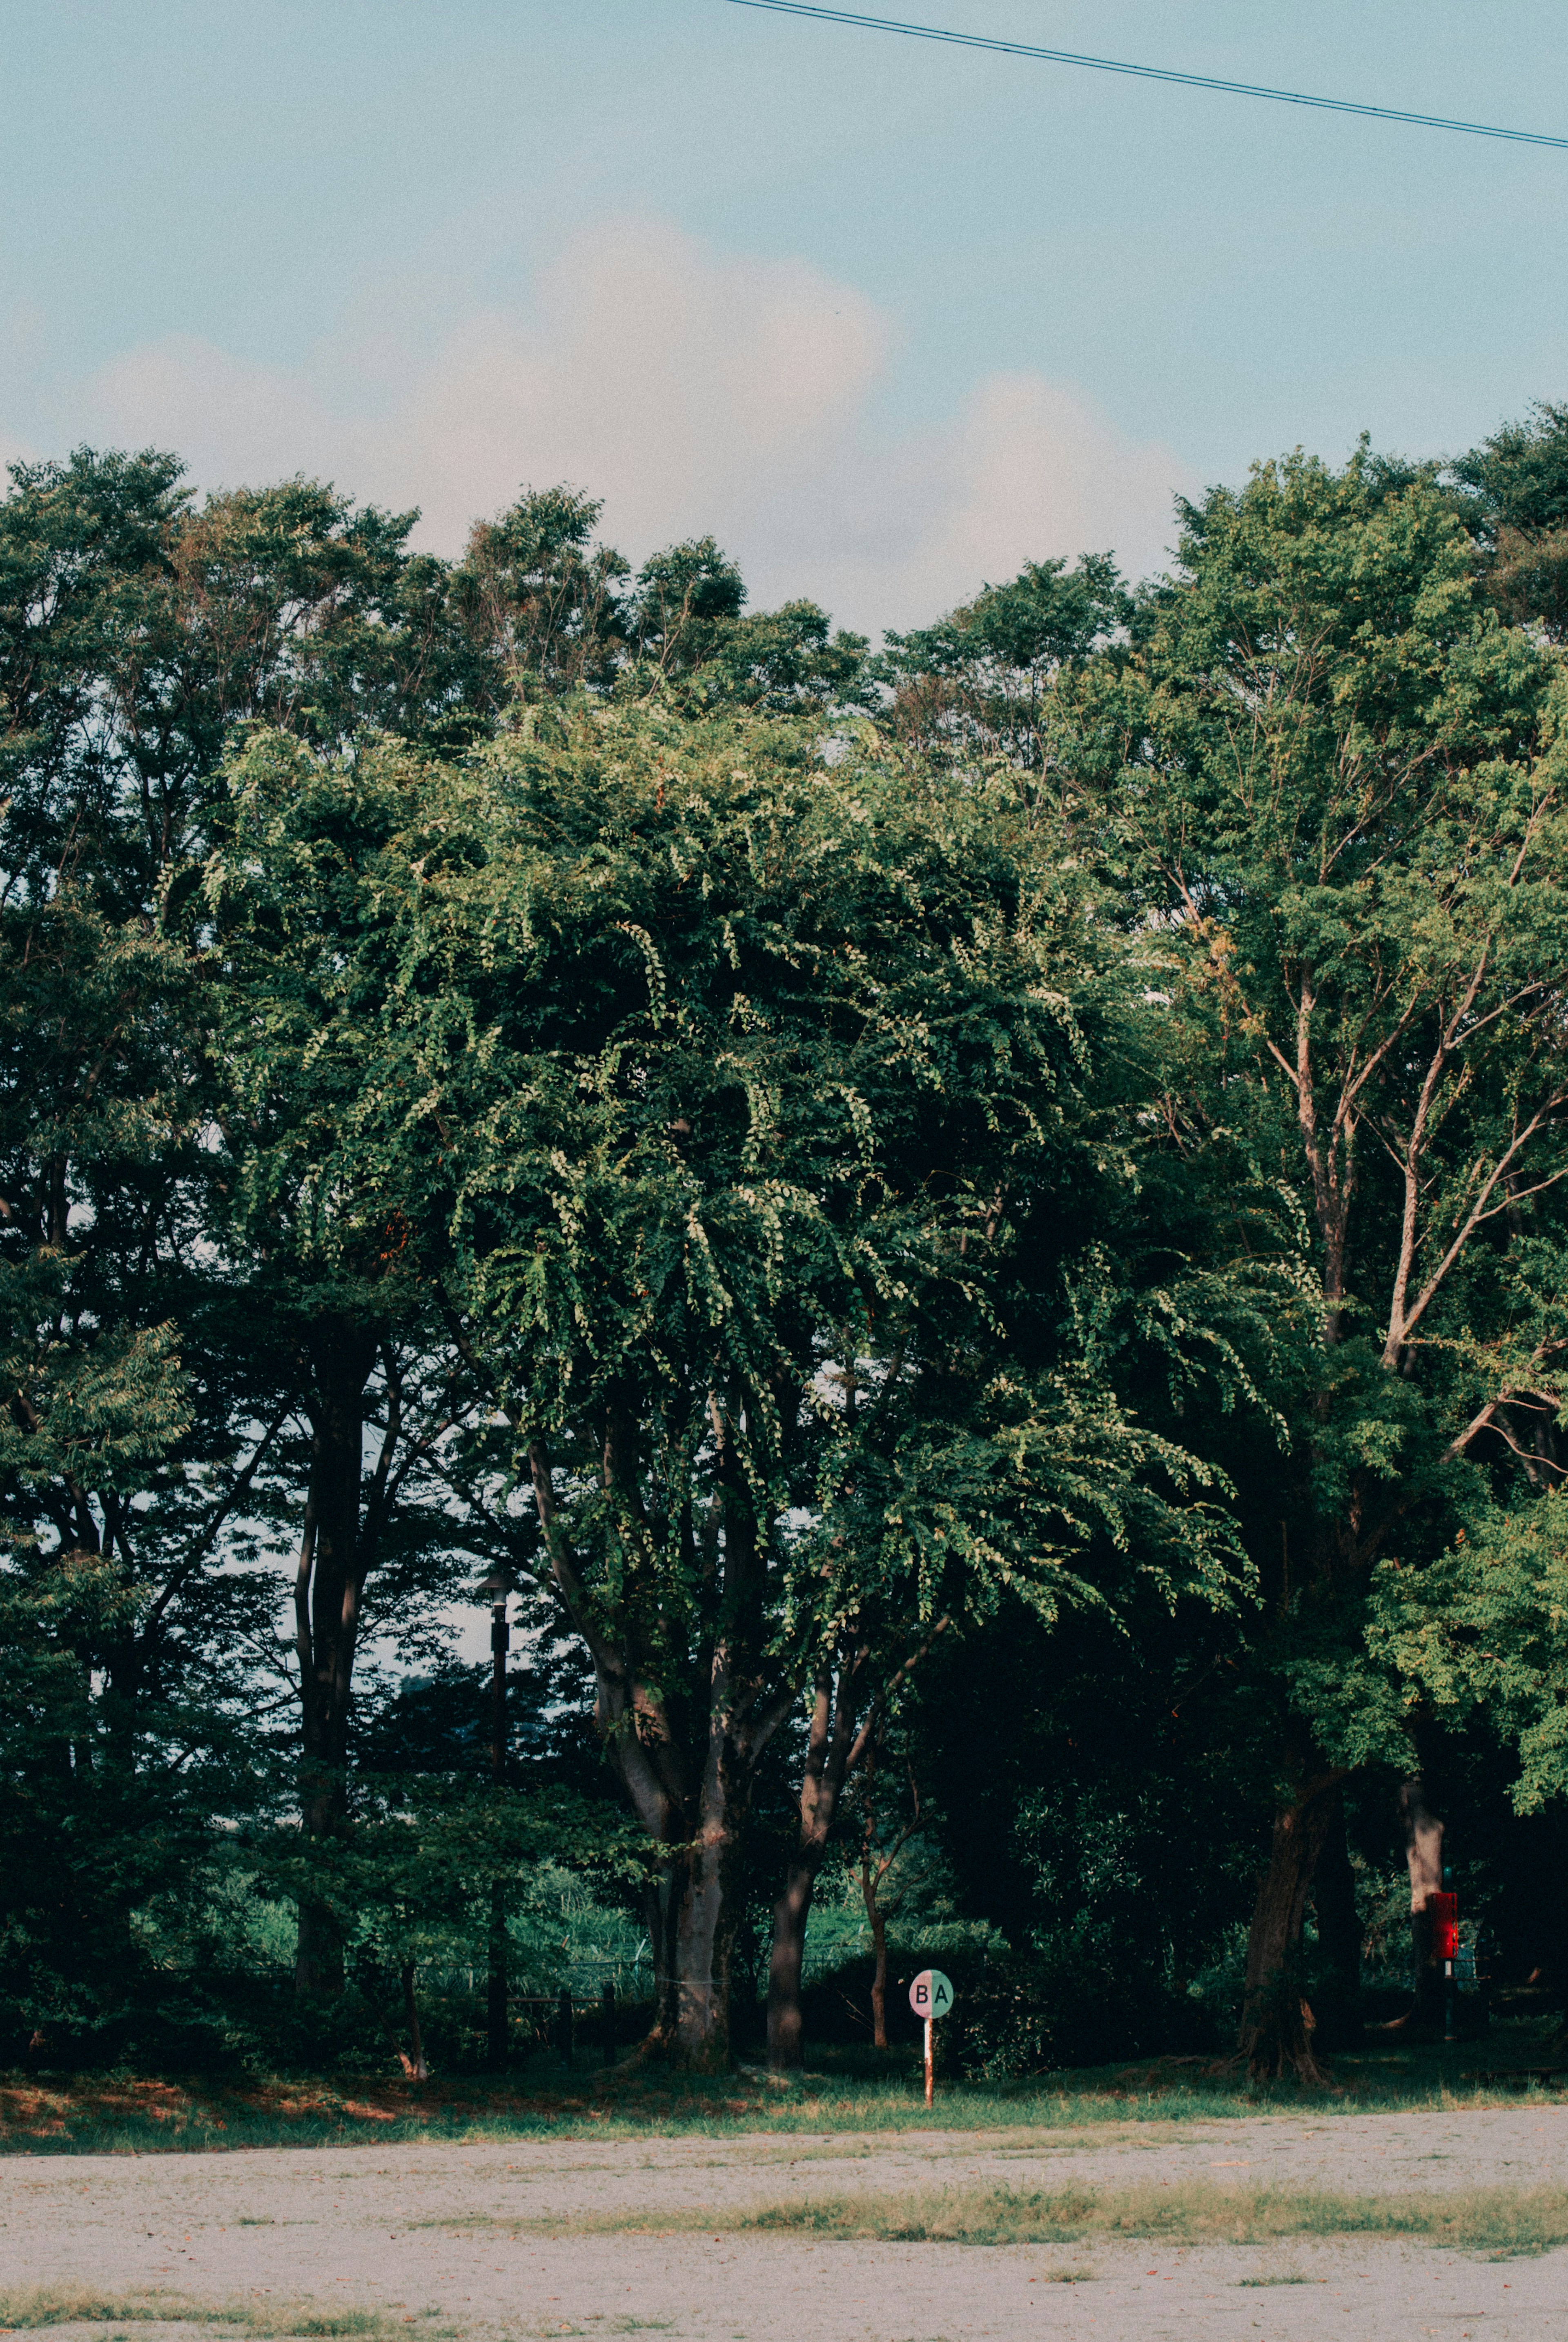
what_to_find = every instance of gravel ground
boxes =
[3,2108,1566,2341]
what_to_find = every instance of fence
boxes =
[504,1982,648,2064]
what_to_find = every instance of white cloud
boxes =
[0,397,37,482]
[68,216,1192,636]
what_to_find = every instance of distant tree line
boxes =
[6,406,1568,2081]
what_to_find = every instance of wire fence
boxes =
[502,1983,646,2064]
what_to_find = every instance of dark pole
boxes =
[486,1576,510,2072]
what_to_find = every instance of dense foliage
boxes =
[4,415,1568,2079]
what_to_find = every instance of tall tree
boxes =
[1454,400,1568,638]
[873,554,1130,781]
[202,730,486,1992]
[1074,446,1568,2075]
[453,484,629,702]
[319,696,1245,2068]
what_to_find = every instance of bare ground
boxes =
[3,2107,1566,2340]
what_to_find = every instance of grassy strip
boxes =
[477,2179,1568,2256]
[0,2290,440,2337]
[4,2033,1566,2152]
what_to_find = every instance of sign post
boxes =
[909,1968,954,2109]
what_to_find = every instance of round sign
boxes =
[909,1968,955,2019]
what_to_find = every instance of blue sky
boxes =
[4,0,1566,632]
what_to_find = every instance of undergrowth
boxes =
[2,2027,1564,2154]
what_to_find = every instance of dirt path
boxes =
[3,2108,1566,2340]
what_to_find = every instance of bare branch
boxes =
[1387,1091,1568,1363]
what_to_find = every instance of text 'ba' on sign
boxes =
[909,1968,955,2019]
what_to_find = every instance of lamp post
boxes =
[479,1566,514,2073]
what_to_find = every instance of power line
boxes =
[726,0,1568,151]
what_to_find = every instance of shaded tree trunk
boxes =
[1312,1787,1363,2048]
[1238,1767,1345,2081]
[767,1659,862,2072]
[526,1425,790,2072]
[768,1629,944,2072]
[624,1724,764,2070]
[399,1960,428,2079]
[767,1854,822,2073]
[868,1896,890,2049]
[858,1734,922,2050]
[294,1319,377,1997]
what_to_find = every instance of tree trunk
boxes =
[640,1728,755,2071]
[646,1834,742,2069]
[772,1625,944,2072]
[869,1900,889,2048]
[294,1320,376,1997]
[766,1854,822,2072]
[524,1424,791,2074]
[399,1960,428,2079]
[767,1658,866,2072]
[1238,1769,1345,2081]
[1312,1787,1363,2048]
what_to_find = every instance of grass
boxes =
[0,2291,446,2338]
[2,2023,1564,2154]
[456,2177,1568,2257]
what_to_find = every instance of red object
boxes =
[1429,1889,1459,1962]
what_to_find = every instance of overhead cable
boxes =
[726,0,1568,151]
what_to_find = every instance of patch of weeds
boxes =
[477,2179,1568,2258]
[0,2291,442,2340]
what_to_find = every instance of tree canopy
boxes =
[4,423,1568,2083]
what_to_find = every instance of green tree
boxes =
[1454,400,1568,637]
[0,914,283,2063]
[1,442,502,2017]
[1075,445,1568,2075]
[314,696,1247,2068]
[873,554,1130,779]
[1363,1489,1568,1821]
[1,448,486,906]
[453,483,630,702]
[202,730,494,1994]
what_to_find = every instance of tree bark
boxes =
[399,1960,428,2079]
[766,1855,820,2072]
[645,1717,759,2069]
[1237,1768,1345,2081]
[526,1421,790,2073]
[766,1629,943,2071]
[1312,1786,1363,2048]
[767,1660,860,2072]
[869,1898,890,2049]
[294,1319,377,1997]
[862,1826,920,2050]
